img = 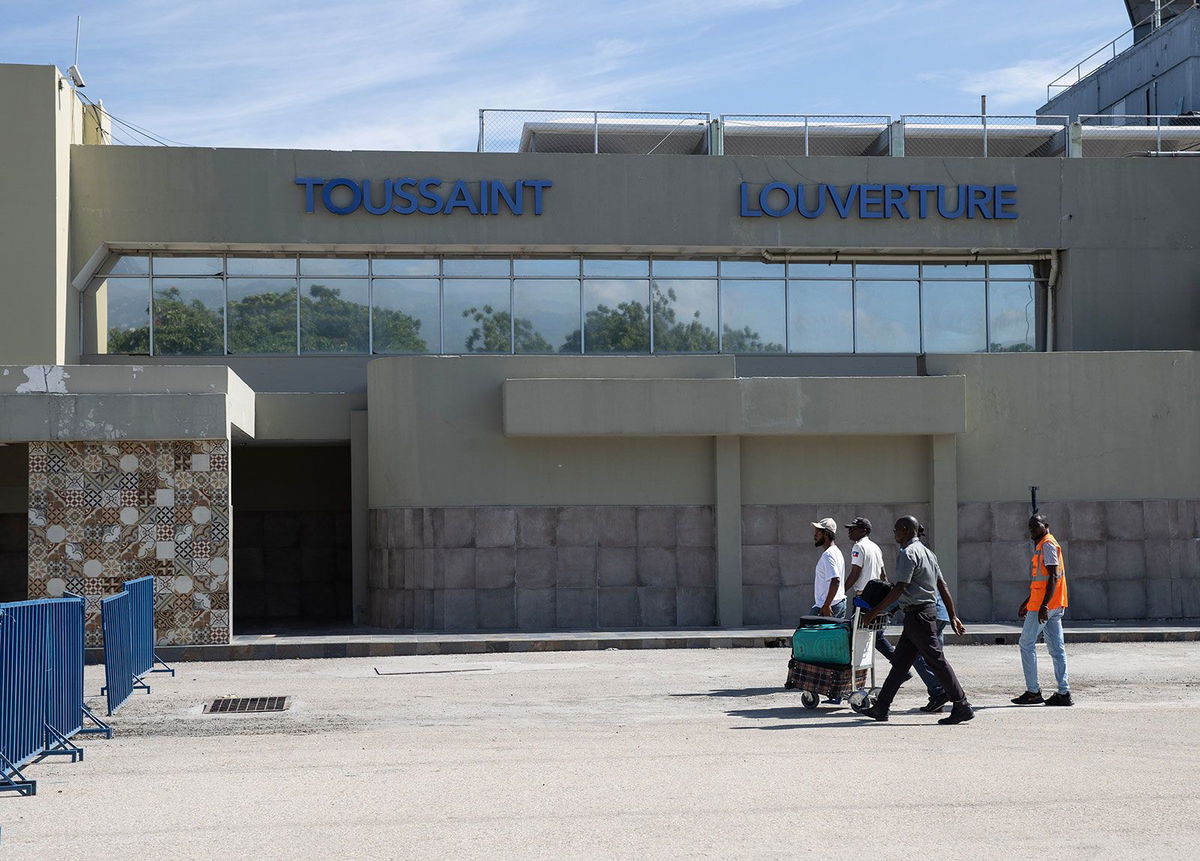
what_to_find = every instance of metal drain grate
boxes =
[205,696,290,714]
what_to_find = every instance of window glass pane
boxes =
[513,280,580,353]
[989,281,1037,352]
[300,278,368,353]
[583,279,649,353]
[855,263,918,280]
[105,255,149,276]
[922,263,985,279]
[921,281,986,353]
[720,260,785,278]
[583,258,649,277]
[988,263,1036,280]
[652,280,718,352]
[227,257,296,276]
[152,256,223,276]
[720,280,785,352]
[443,258,510,277]
[787,281,853,352]
[443,279,511,353]
[101,278,150,353]
[854,281,920,352]
[513,258,579,277]
[787,262,852,278]
[372,258,440,277]
[152,277,224,355]
[652,259,718,278]
[372,279,438,353]
[227,278,297,354]
[300,257,368,277]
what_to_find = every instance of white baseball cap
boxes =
[810,517,837,535]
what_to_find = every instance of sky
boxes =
[0,0,1133,151]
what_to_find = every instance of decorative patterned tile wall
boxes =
[27,440,231,646]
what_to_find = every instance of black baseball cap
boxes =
[843,517,872,531]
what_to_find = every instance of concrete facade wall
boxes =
[0,65,82,366]
[65,144,1200,376]
[926,352,1200,503]
[369,505,716,631]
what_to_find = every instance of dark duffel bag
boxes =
[858,579,892,610]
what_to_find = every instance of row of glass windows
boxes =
[94,255,1041,356]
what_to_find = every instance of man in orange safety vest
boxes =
[1011,513,1072,706]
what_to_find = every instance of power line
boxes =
[77,91,193,147]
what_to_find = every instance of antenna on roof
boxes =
[67,16,86,88]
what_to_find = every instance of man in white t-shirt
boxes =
[843,516,903,664]
[810,517,846,618]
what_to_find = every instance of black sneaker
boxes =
[938,701,975,725]
[1045,692,1074,707]
[919,692,950,713]
[859,703,889,722]
[1011,691,1045,705]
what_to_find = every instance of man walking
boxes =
[1012,514,1072,706]
[858,516,974,725]
[810,517,846,618]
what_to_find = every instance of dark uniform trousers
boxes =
[874,602,966,711]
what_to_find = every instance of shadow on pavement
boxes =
[670,687,784,698]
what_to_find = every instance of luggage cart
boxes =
[785,600,889,711]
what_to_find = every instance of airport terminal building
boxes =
[1,12,1198,646]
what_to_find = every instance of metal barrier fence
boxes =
[900,115,1069,157]
[479,109,711,154]
[123,576,173,681]
[0,597,110,796]
[100,592,143,716]
[719,115,891,156]
[1079,114,1200,156]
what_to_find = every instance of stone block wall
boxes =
[956,500,1200,622]
[741,503,930,626]
[369,506,716,631]
[0,512,26,602]
[233,511,352,623]
[27,440,231,646]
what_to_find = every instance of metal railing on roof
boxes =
[1046,0,1199,102]
[900,115,1069,158]
[1078,113,1200,156]
[478,109,712,154]
[719,115,891,156]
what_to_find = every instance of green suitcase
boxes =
[791,624,851,667]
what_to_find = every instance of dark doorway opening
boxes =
[232,446,351,630]
[0,443,28,603]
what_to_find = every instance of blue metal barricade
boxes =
[100,593,138,716]
[122,576,173,680]
[47,595,110,751]
[0,601,50,796]
[0,597,112,797]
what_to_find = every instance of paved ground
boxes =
[6,642,1200,859]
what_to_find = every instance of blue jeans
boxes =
[811,600,847,619]
[1020,608,1069,695]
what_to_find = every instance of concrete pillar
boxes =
[929,434,959,595]
[714,436,743,626]
[350,410,369,624]
[888,120,906,157]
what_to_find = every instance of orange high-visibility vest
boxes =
[1028,533,1068,612]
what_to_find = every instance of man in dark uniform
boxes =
[858,516,975,725]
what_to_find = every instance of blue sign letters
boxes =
[739,182,1017,220]
[296,177,553,216]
